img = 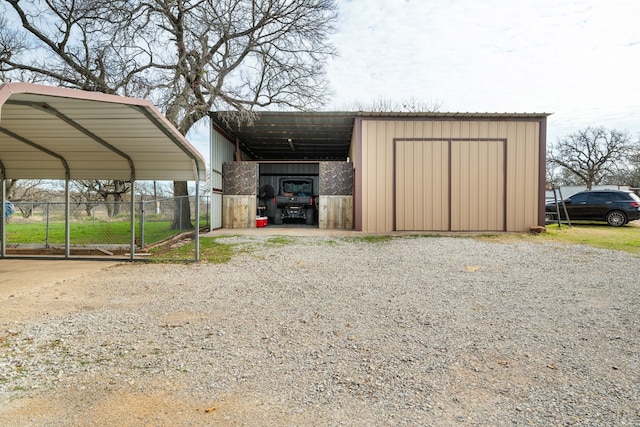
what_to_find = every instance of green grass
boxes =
[5,220,180,245]
[265,236,296,245]
[540,223,640,255]
[476,223,640,256]
[141,222,186,244]
[149,236,236,263]
[344,235,394,244]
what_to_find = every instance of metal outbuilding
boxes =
[212,111,550,233]
[0,82,206,259]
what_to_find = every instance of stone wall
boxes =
[319,162,353,195]
[222,161,353,229]
[222,162,257,195]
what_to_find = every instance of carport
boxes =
[210,112,355,230]
[0,82,206,260]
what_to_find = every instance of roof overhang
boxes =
[211,111,356,161]
[0,83,206,181]
[211,111,551,161]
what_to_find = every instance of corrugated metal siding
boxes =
[360,120,540,232]
[450,140,505,231]
[360,121,395,232]
[211,127,236,229]
[395,140,449,231]
[505,121,540,231]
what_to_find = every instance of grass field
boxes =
[4,220,179,245]
[540,222,640,255]
[476,221,640,256]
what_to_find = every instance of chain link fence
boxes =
[3,195,210,259]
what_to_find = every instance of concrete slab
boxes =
[203,226,362,237]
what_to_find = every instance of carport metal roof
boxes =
[211,111,551,161]
[211,111,356,160]
[0,83,206,181]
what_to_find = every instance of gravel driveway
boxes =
[1,235,639,426]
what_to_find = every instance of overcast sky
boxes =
[324,0,640,145]
[189,0,639,158]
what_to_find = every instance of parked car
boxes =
[545,190,640,226]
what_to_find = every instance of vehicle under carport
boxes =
[210,112,355,230]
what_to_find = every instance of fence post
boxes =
[45,202,50,249]
[179,197,183,234]
[140,200,145,248]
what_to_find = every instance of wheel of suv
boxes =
[606,210,627,227]
[544,213,554,222]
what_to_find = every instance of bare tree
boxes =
[607,142,640,191]
[547,127,632,190]
[5,179,49,218]
[136,181,172,201]
[1,0,338,229]
[72,180,132,217]
[339,96,443,112]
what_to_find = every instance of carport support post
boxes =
[140,199,145,249]
[130,181,136,261]
[65,178,70,258]
[195,180,200,262]
[1,179,5,257]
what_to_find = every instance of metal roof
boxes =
[0,83,206,181]
[212,111,356,160]
[211,111,551,161]
[356,111,552,119]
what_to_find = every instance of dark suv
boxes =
[545,190,640,226]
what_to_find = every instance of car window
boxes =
[589,192,613,203]
[629,192,640,202]
[283,181,312,194]
[568,192,589,204]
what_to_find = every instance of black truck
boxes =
[270,177,316,225]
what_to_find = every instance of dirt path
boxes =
[0,260,120,322]
[0,261,219,427]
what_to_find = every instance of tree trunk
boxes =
[106,202,114,217]
[112,193,122,216]
[171,180,192,230]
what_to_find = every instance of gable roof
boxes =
[0,83,206,181]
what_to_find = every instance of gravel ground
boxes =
[1,235,639,426]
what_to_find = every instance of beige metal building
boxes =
[353,113,548,232]
[211,112,549,233]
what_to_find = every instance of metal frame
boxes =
[0,83,206,261]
